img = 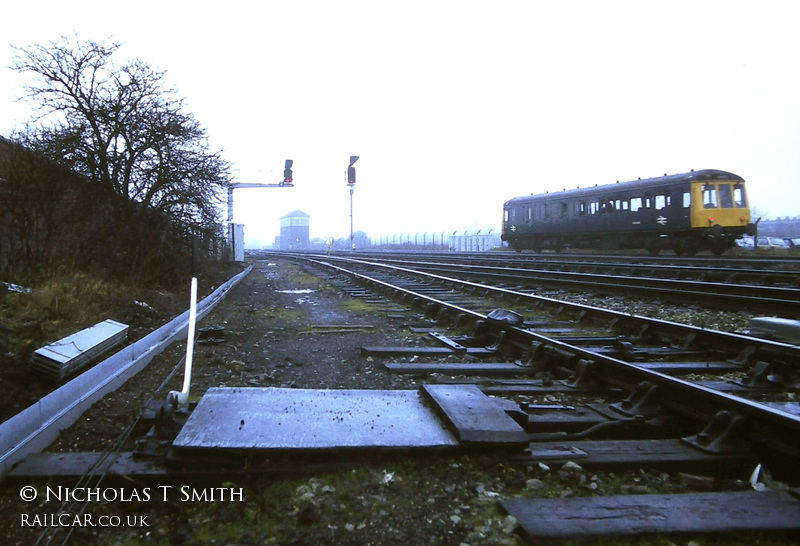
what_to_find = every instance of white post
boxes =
[169,277,197,406]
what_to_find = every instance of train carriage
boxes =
[501,169,756,255]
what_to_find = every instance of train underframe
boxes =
[505,225,753,256]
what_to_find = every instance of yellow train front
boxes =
[501,169,756,255]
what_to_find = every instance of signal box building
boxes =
[279,210,310,249]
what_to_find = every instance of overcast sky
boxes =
[2,1,799,247]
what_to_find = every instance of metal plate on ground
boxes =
[31,319,129,380]
[173,387,459,452]
[421,384,529,446]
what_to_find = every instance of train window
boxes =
[702,184,718,208]
[654,194,671,210]
[544,204,551,219]
[527,207,532,221]
[631,197,643,212]
[682,192,691,208]
[561,203,568,217]
[504,210,509,222]
[718,184,734,208]
[733,184,747,207]
[620,199,629,211]
[588,201,599,214]
[574,201,586,215]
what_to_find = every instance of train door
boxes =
[672,185,692,230]
[691,182,716,228]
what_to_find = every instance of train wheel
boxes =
[646,241,660,256]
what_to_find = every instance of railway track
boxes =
[278,252,800,541]
[320,250,800,317]
[353,249,800,275]
[5,253,800,544]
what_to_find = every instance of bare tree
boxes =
[3,35,233,284]
[10,35,231,230]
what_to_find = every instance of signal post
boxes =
[347,155,358,251]
[227,159,295,260]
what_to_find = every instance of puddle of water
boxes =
[277,289,315,294]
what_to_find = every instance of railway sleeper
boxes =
[501,490,800,542]
[515,403,761,472]
[514,438,756,476]
[517,403,688,441]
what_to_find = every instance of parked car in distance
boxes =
[735,237,755,249]
[783,237,800,249]
[756,237,791,250]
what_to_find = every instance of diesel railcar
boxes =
[501,169,756,255]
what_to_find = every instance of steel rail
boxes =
[331,249,800,270]
[352,248,800,273]
[289,255,800,445]
[322,255,800,317]
[286,253,800,359]
[328,250,800,288]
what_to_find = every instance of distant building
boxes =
[279,210,310,249]
[757,217,800,238]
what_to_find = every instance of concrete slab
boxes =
[173,387,459,452]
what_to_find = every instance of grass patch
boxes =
[0,273,132,355]
[340,298,381,314]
